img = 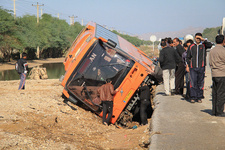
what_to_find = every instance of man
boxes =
[182,42,190,100]
[18,52,28,90]
[186,39,194,47]
[159,39,179,96]
[209,35,225,116]
[183,39,194,100]
[138,83,152,125]
[173,38,186,95]
[97,79,118,125]
[167,37,174,47]
[186,33,212,103]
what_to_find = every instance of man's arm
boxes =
[158,50,164,64]
[110,84,118,95]
[186,47,191,68]
[177,45,185,57]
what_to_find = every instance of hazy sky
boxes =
[1,0,225,35]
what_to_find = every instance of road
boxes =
[150,51,225,150]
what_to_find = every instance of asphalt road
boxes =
[150,52,225,150]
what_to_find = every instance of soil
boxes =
[0,79,152,150]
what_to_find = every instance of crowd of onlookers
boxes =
[158,33,225,117]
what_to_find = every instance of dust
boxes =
[0,79,152,150]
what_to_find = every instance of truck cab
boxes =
[61,22,161,126]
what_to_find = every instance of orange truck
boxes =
[61,22,162,127]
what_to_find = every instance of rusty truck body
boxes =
[61,22,161,126]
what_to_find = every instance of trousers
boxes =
[175,62,185,94]
[189,67,205,100]
[102,101,113,124]
[18,73,26,90]
[212,77,225,116]
[185,71,191,99]
[140,99,151,125]
[162,69,175,95]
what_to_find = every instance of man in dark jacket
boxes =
[138,83,152,125]
[159,39,180,96]
[97,79,118,125]
[18,52,28,90]
[173,38,186,95]
[186,33,212,103]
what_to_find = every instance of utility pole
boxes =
[13,0,16,19]
[56,13,62,19]
[69,15,77,25]
[32,2,44,23]
[32,2,44,59]
[40,8,43,19]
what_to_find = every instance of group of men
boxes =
[159,33,225,117]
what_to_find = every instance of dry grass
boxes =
[138,45,159,58]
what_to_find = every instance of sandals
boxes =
[190,99,202,103]
[198,100,202,103]
[191,100,195,103]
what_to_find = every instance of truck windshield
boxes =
[67,40,134,89]
[66,40,134,111]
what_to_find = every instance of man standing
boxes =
[183,39,194,100]
[173,38,186,95]
[138,83,152,125]
[209,35,225,116]
[182,42,190,99]
[97,79,118,125]
[159,39,179,96]
[18,52,28,90]
[186,33,212,103]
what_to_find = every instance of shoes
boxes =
[171,89,176,96]
[185,96,190,100]
[190,99,195,103]
[103,122,108,126]
[217,113,225,117]
[163,93,170,96]
[198,100,202,103]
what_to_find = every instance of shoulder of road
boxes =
[149,68,225,150]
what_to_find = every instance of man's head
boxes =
[215,34,225,45]
[106,78,112,83]
[22,52,27,59]
[195,32,203,44]
[183,42,188,51]
[167,38,173,47]
[160,39,167,48]
[173,38,180,47]
[186,39,194,47]
[179,39,182,45]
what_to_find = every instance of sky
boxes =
[1,0,225,35]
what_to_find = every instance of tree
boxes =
[203,26,221,43]
[0,8,20,61]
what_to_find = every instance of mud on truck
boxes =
[60,22,162,127]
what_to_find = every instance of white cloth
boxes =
[162,69,175,95]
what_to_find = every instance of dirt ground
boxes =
[0,79,152,150]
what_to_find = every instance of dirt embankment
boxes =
[0,79,151,150]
